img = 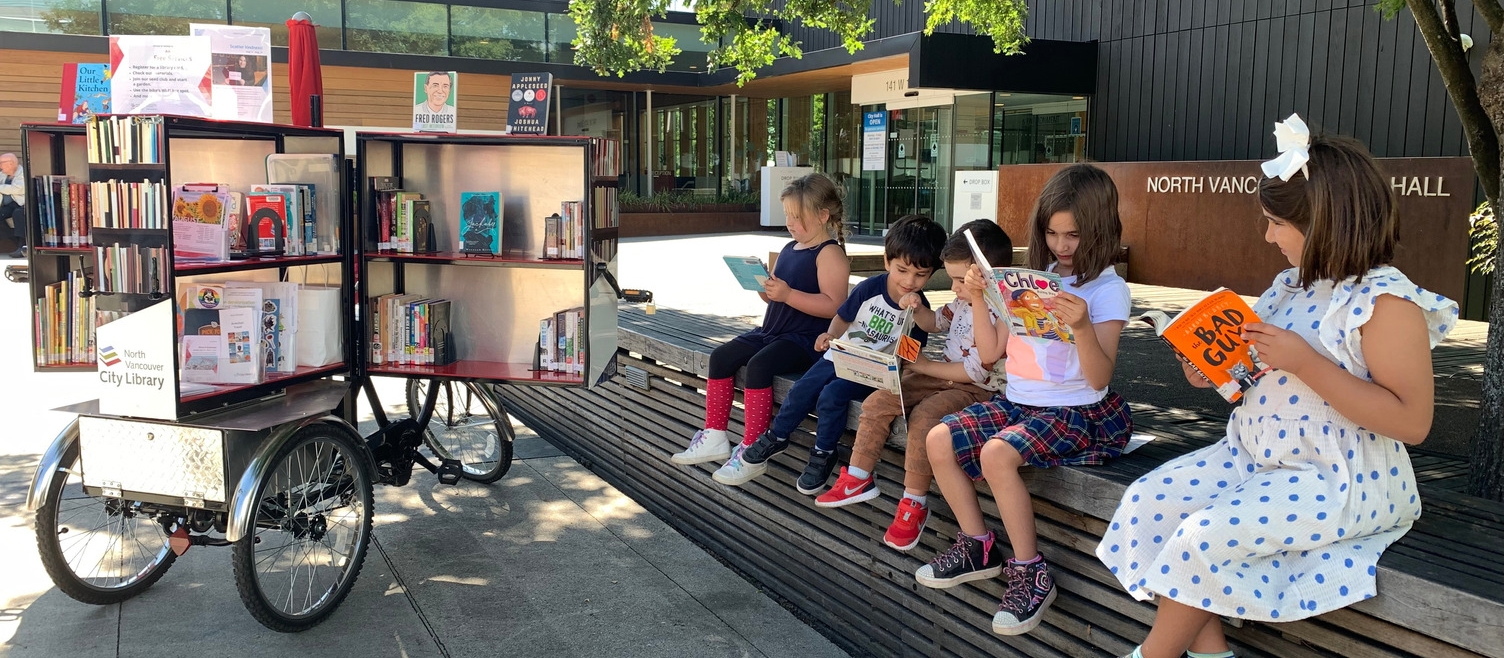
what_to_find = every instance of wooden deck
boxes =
[496,284,1501,658]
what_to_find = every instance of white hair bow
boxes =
[1260,113,1311,181]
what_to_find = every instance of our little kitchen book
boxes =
[1139,288,1270,403]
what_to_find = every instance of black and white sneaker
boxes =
[795,448,838,494]
[915,532,1005,588]
[739,430,788,465]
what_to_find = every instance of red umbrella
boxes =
[286,14,324,127]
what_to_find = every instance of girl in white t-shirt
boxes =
[916,164,1134,637]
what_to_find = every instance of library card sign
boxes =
[97,300,177,420]
[507,73,552,135]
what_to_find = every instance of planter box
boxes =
[620,211,763,238]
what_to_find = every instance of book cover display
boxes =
[59,63,111,124]
[412,71,457,133]
[459,192,501,254]
[170,184,230,261]
[1140,289,1271,403]
[506,73,551,135]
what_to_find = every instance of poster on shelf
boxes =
[862,111,886,171]
[506,72,551,134]
[190,24,273,123]
[97,300,177,420]
[413,71,458,133]
[58,63,111,124]
[108,35,213,117]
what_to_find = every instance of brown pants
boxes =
[851,372,995,494]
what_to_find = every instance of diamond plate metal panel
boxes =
[78,416,227,504]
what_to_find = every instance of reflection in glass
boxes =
[345,0,446,56]
[230,0,341,47]
[108,0,225,35]
[5,0,101,35]
[547,13,575,64]
[451,6,546,61]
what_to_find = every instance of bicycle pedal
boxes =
[435,458,464,485]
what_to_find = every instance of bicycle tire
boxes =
[406,379,514,484]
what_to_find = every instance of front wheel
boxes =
[232,423,373,632]
[406,380,513,484]
[34,446,177,604]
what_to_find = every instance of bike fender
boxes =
[226,415,367,543]
[26,418,81,513]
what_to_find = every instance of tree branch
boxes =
[1407,0,1502,204]
[1470,0,1504,34]
[1440,0,1461,39]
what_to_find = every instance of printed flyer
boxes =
[190,24,273,123]
[108,35,213,117]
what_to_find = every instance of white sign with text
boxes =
[97,300,177,420]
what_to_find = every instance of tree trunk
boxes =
[1467,36,1504,501]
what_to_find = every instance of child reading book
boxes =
[716,215,947,492]
[813,220,1012,554]
[1099,116,1458,658]
[671,173,850,466]
[919,164,1134,636]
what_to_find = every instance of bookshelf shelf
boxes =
[179,363,349,403]
[368,360,583,385]
[366,252,584,269]
[35,247,93,255]
[37,364,95,372]
[176,254,344,276]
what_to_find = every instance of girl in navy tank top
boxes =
[671,174,850,466]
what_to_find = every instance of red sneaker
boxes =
[884,497,929,551]
[814,467,880,508]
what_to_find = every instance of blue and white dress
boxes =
[1096,267,1458,621]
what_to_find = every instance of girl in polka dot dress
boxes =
[1097,117,1459,658]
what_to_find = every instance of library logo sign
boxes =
[97,300,178,420]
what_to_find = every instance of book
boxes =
[171,184,230,261]
[963,229,1076,344]
[410,199,436,253]
[544,213,561,259]
[1139,289,1271,403]
[428,300,455,366]
[826,308,916,396]
[460,192,501,254]
[244,193,287,255]
[723,256,771,291]
[59,63,111,124]
[394,192,423,252]
[249,185,305,255]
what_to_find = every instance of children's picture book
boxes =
[963,229,1076,344]
[723,256,771,291]
[59,63,111,124]
[827,308,916,396]
[460,192,501,254]
[1139,288,1271,403]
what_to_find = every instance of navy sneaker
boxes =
[915,532,1005,588]
[795,447,837,494]
[739,430,788,465]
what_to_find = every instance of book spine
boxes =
[539,319,553,371]
[371,296,383,366]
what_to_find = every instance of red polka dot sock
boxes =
[704,377,733,431]
[741,387,773,446]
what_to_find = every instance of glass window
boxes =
[992,93,1089,165]
[107,0,224,35]
[451,6,546,61]
[654,21,713,72]
[2,0,101,35]
[345,0,446,56]
[230,0,340,48]
[547,12,575,64]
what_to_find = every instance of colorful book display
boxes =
[537,307,585,374]
[35,269,95,366]
[459,192,501,254]
[90,180,167,229]
[369,294,454,366]
[87,115,162,164]
[33,176,91,247]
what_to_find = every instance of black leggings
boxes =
[708,338,814,390]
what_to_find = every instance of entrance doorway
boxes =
[856,105,953,236]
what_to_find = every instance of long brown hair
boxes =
[1257,135,1396,288]
[1027,164,1122,284]
[781,173,846,245]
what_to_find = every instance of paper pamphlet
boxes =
[724,256,771,291]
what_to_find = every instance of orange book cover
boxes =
[1139,289,1271,403]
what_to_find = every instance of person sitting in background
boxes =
[0,153,26,258]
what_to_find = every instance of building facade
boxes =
[0,0,1494,238]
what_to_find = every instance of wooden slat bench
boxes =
[497,305,1503,658]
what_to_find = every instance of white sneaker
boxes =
[712,443,767,486]
[671,429,731,465]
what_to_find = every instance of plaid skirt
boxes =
[942,392,1133,480]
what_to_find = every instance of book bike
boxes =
[22,120,650,633]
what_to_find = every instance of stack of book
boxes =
[34,269,94,366]
[32,175,90,247]
[369,294,454,366]
[90,180,167,229]
[95,244,168,294]
[373,189,430,253]
[544,201,585,259]
[590,137,620,177]
[538,307,585,375]
[87,115,163,164]
[250,184,320,256]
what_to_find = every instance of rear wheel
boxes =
[34,447,177,604]
[232,423,373,632]
[406,379,513,484]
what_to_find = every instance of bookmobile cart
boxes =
[20,115,635,632]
